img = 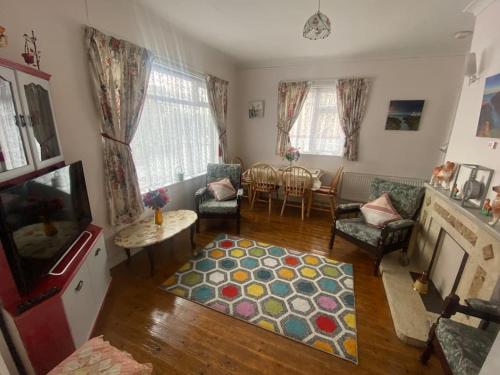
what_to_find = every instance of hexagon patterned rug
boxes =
[160,234,357,363]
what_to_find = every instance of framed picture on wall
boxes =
[385,100,425,131]
[476,73,500,139]
[249,100,265,119]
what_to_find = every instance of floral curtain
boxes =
[336,78,370,161]
[276,81,311,156]
[85,26,153,226]
[206,75,229,163]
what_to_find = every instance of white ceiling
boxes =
[140,0,475,67]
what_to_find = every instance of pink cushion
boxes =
[208,177,236,201]
[48,336,152,374]
[360,192,401,228]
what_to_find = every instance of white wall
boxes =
[235,55,465,183]
[0,0,238,266]
[446,0,500,202]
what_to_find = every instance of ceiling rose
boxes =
[303,0,331,40]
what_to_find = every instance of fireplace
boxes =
[379,183,500,347]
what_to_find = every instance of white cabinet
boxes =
[62,234,111,348]
[0,61,63,183]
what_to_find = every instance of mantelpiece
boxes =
[379,183,500,347]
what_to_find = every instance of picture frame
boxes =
[248,100,265,119]
[385,100,425,131]
[476,73,500,139]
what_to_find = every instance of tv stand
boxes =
[15,287,61,315]
[0,225,111,375]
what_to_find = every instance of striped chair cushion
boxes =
[360,192,401,228]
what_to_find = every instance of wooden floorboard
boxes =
[93,201,442,374]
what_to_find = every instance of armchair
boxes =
[195,163,242,234]
[421,294,500,375]
[328,178,424,275]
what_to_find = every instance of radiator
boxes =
[339,172,426,203]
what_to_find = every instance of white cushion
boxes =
[208,177,236,201]
[360,192,401,228]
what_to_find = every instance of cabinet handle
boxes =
[95,248,101,257]
[75,280,84,292]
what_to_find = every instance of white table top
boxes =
[114,209,197,248]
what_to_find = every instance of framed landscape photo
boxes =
[385,100,425,131]
[249,100,265,119]
[476,73,500,139]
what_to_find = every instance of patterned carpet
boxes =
[160,234,357,363]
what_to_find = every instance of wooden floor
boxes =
[94,201,442,375]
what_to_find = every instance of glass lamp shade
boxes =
[303,11,331,40]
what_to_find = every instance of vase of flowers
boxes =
[284,146,300,167]
[143,187,170,225]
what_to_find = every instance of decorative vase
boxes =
[154,207,163,226]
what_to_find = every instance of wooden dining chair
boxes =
[249,163,278,215]
[280,166,313,221]
[310,166,343,219]
[232,156,251,203]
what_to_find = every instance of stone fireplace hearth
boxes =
[380,183,500,347]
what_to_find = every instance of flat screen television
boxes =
[0,161,92,294]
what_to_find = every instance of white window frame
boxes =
[131,61,219,193]
[289,81,345,157]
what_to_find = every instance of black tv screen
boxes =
[0,161,92,294]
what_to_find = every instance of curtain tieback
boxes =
[101,133,130,148]
[277,121,290,134]
[218,129,227,139]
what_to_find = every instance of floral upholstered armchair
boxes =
[328,178,425,275]
[421,294,500,375]
[195,163,243,234]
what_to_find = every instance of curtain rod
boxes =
[153,56,207,80]
[279,77,371,84]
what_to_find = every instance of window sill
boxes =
[140,172,206,195]
[299,152,343,157]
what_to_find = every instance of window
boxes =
[131,62,219,193]
[289,83,345,156]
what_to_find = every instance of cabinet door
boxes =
[16,72,64,169]
[86,234,111,309]
[61,263,97,347]
[0,66,35,182]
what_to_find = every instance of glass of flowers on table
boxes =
[143,188,170,225]
[284,146,300,167]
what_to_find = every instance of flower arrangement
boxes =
[284,146,300,165]
[143,187,170,209]
[143,188,170,225]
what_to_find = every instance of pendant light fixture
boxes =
[303,0,331,40]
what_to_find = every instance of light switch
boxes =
[488,141,497,149]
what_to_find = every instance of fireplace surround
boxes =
[380,183,500,346]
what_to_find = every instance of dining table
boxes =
[242,164,325,217]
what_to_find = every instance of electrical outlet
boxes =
[488,141,497,149]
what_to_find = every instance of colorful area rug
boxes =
[160,234,357,363]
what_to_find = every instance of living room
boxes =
[0,0,499,374]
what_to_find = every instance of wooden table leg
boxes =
[307,190,313,218]
[124,248,131,265]
[190,222,197,254]
[146,246,155,276]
